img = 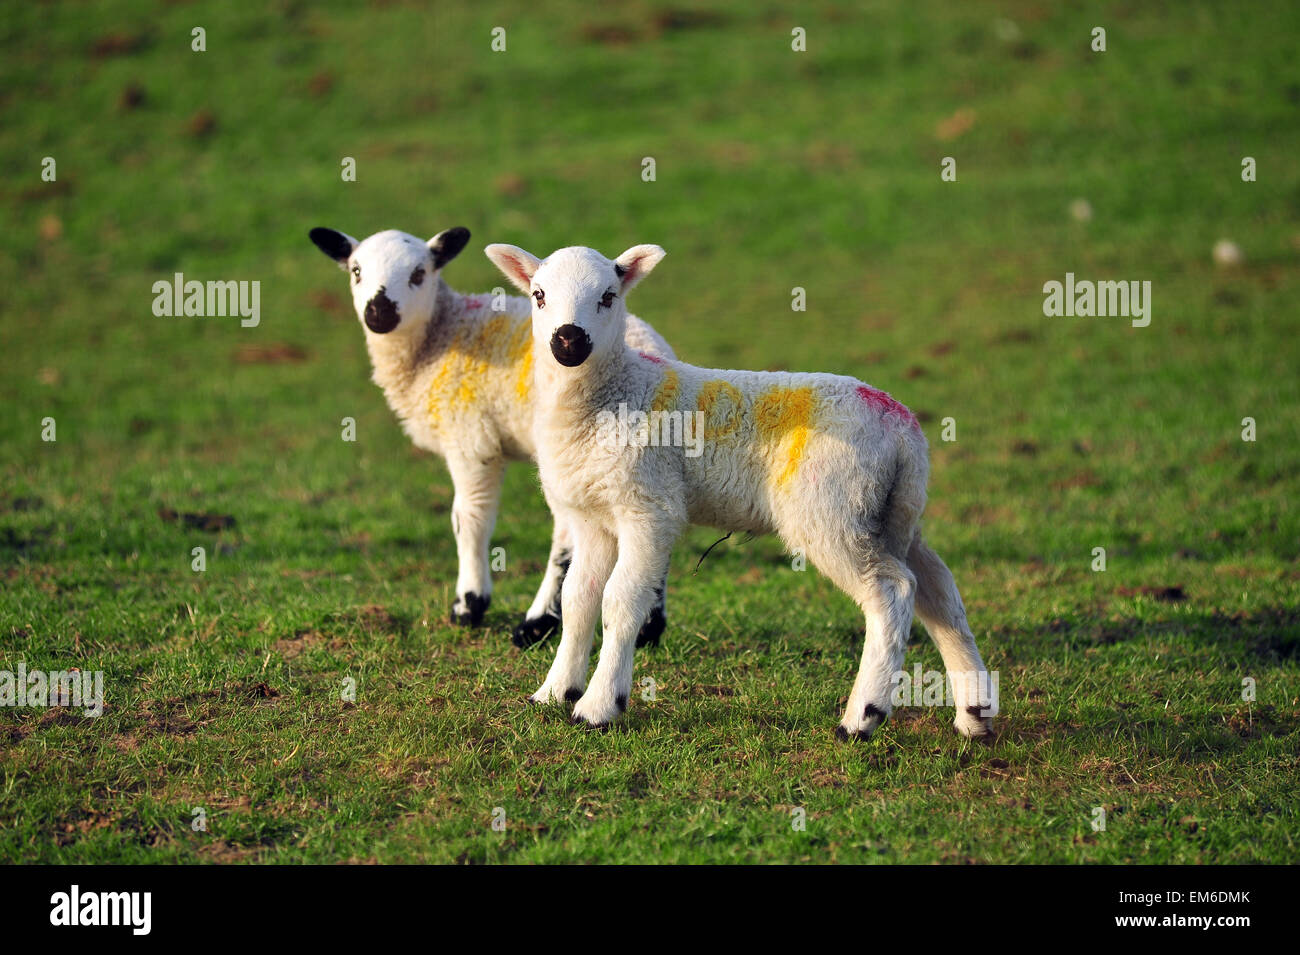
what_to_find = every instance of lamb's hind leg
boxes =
[513,518,571,648]
[908,537,996,738]
[530,520,617,705]
[828,553,917,741]
[634,577,668,649]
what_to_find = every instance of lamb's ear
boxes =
[309,227,358,269]
[613,245,666,292]
[428,227,471,270]
[484,243,542,293]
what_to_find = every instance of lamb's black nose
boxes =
[364,287,400,334]
[550,324,592,367]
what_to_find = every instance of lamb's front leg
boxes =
[572,525,675,728]
[445,456,505,627]
[530,522,617,704]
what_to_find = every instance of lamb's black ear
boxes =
[428,227,471,270]
[309,227,358,268]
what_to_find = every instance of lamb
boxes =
[484,242,997,739]
[309,226,675,647]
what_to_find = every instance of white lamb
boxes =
[309,226,675,647]
[485,242,996,739]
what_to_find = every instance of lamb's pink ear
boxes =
[613,245,666,292]
[484,244,542,293]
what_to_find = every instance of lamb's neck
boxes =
[366,278,462,403]
[536,348,633,433]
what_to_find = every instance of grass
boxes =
[1,0,1298,863]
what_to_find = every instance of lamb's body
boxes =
[310,227,673,645]
[541,355,924,543]
[486,242,996,740]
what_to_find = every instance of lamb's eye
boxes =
[409,267,425,287]
[350,265,361,282]
[598,291,616,309]
[532,288,545,308]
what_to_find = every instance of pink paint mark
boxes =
[856,385,918,428]
[639,351,664,364]
[465,297,483,310]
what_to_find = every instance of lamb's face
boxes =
[484,242,666,370]
[529,248,625,367]
[309,226,471,336]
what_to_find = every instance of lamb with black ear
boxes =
[309,226,676,646]
[486,242,996,740]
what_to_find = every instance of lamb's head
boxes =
[309,226,471,336]
[484,243,664,369]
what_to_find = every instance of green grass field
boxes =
[2,1,1298,863]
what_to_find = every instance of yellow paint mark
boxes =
[426,314,539,424]
[697,379,744,441]
[426,346,461,426]
[466,316,509,405]
[651,368,679,414]
[753,386,818,487]
[508,318,533,401]
[515,346,533,401]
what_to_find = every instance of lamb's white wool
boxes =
[485,242,995,740]
[309,227,674,646]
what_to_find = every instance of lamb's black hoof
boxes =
[835,725,875,742]
[512,613,560,648]
[571,715,609,732]
[450,591,489,627]
[563,687,583,703]
[635,605,666,649]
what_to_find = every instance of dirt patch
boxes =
[185,108,217,138]
[354,604,403,636]
[158,506,236,531]
[1224,703,1291,739]
[136,697,202,735]
[1052,470,1102,490]
[307,289,348,314]
[197,841,261,863]
[118,83,146,110]
[579,23,639,45]
[274,628,341,659]
[89,32,147,58]
[233,343,310,364]
[247,682,280,700]
[55,811,118,846]
[578,7,728,45]
[1117,585,1187,603]
[495,173,528,198]
[935,107,976,141]
[993,328,1036,345]
[306,71,335,97]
